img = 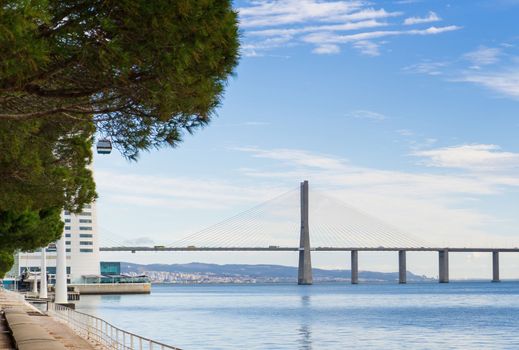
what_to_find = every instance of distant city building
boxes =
[9,202,101,284]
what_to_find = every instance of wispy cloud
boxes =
[239,1,458,56]
[463,46,502,67]
[233,147,347,170]
[313,44,341,54]
[302,25,461,45]
[405,44,519,100]
[352,40,381,56]
[403,11,441,25]
[347,110,387,120]
[233,146,519,246]
[459,68,519,99]
[95,171,286,210]
[402,60,449,75]
[248,19,387,37]
[397,129,414,136]
[412,144,519,171]
[239,1,398,28]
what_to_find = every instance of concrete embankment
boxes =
[0,289,95,350]
[72,282,151,294]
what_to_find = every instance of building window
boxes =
[80,249,93,253]
[64,210,70,215]
[80,241,93,245]
[84,204,92,209]
[79,234,93,238]
[66,248,71,253]
[79,219,92,223]
[64,226,71,230]
[80,212,92,216]
[65,241,71,245]
[64,218,71,223]
[79,226,92,231]
[65,234,71,238]
[46,247,56,252]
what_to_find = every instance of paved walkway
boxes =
[0,289,99,350]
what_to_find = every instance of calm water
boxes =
[75,282,519,349]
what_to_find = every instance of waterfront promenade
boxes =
[0,289,96,350]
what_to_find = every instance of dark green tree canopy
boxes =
[0,0,239,276]
[0,118,95,276]
[1,0,240,159]
[0,118,96,213]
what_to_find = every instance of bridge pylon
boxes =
[298,180,313,285]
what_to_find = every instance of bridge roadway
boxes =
[100,246,517,284]
[100,246,519,252]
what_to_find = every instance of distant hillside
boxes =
[121,262,433,283]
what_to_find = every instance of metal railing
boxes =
[47,302,181,350]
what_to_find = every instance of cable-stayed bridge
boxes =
[100,181,519,284]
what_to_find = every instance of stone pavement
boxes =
[0,289,99,350]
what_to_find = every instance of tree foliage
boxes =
[0,0,239,276]
[0,118,96,276]
[0,0,240,159]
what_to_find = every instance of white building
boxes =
[11,202,101,284]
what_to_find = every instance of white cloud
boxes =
[347,110,387,120]
[463,46,502,67]
[405,44,519,101]
[412,144,519,171]
[233,147,347,170]
[312,44,341,54]
[402,60,449,75]
[352,40,381,56]
[239,1,459,56]
[238,1,398,28]
[95,171,287,210]
[403,11,441,25]
[241,35,293,57]
[248,19,387,37]
[303,25,461,44]
[459,69,519,99]
[233,146,519,247]
[397,129,414,136]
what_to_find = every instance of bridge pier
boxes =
[398,250,406,284]
[438,249,449,283]
[298,181,312,285]
[492,251,500,282]
[351,250,359,284]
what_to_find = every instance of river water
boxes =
[75,282,519,349]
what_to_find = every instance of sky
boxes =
[96,0,519,279]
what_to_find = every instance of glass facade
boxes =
[100,262,121,276]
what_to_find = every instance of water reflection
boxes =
[298,324,312,350]
[299,294,312,349]
[100,294,122,302]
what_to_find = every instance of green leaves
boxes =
[1,0,240,159]
[0,0,239,275]
[0,208,63,276]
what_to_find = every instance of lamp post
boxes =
[40,247,48,298]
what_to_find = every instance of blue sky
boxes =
[96,0,519,278]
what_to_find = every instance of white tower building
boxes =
[13,202,100,284]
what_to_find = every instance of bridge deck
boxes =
[100,247,519,253]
